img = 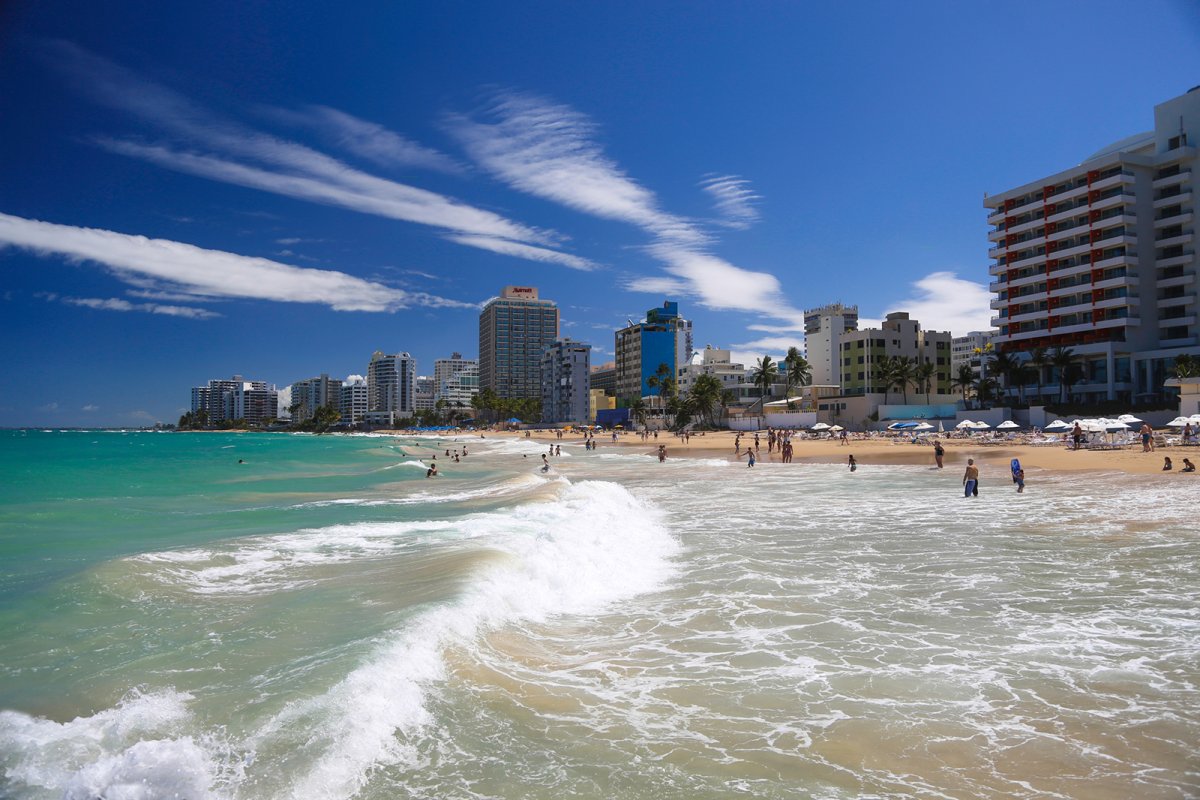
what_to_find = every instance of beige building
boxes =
[478,286,559,400]
[804,303,859,387]
[840,312,953,397]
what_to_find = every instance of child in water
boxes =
[848,455,857,472]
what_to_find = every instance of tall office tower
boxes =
[540,338,591,423]
[614,301,694,401]
[804,303,859,386]
[951,331,995,383]
[839,312,953,396]
[413,376,436,412]
[367,351,417,418]
[190,375,274,425]
[478,286,560,399]
[986,88,1200,404]
[339,375,369,426]
[289,373,343,422]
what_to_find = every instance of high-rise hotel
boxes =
[478,286,560,399]
[986,88,1200,404]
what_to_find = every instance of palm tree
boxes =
[627,397,648,429]
[952,364,976,408]
[914,361,936,403]
[688,373,723,428]
[974,376,998,408]
[989,350,1018,405]
[875,355,896,402]
[783,346,812,408]
[889,356,916,404]
[1050,346,1078,404]
[1028,346,1049,405]
[1174,353,1199,379]
[749,355,778,413]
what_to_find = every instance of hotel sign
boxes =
[502,286,539,299]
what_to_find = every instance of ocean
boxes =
[0,429,1197,799]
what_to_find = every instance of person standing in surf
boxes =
[963,458,979,497]
[933,439,945,469]
[848,454,857,472]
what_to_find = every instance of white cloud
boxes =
[38,402,59,412]
[61,296,220,319]
[447,90,809,323]
[82,404,99,412]
[443,233,597,271]
[269,105,463,174]
[0,212,472,312]
[699,175,761,229]
[730,335,806,354]
[881,271,993,336]
[46,41,590,271]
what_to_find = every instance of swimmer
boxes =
[848,454,857,472]
[541,453,550,473]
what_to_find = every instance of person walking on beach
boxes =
[839,429,848,445]
[1072,422,1084,450]
[848,454,857,473]
[963,458,979,497]
[933,439,945,469]
[1141,422,1154,452]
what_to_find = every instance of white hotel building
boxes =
[985,88,1200,404]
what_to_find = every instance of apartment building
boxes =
[985,88,1200,403]
[676,345,746,396]
[434,353,477,397]
[540,338,591,424]
[438,365,479,411]
[367,351,416,419]
[478,286,559,399]
[290,373,343,422]
[951,331,995,382]
[614,301,693,401]
[339,375,368,426]
[804,303,858,387]
[840,312,953,396]
[190,375,277,426]
[413,376,436,413]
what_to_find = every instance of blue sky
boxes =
[2,1,1198,427]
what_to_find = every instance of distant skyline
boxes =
[2,1,1199,426]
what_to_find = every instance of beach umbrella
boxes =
[889,421,919,430]
[914,422,935,431]
[1044,420,1069,430]
[972,421,992,430]
[811,422,831,430]
[955,420,975,429]
[1117,414,1142,424]
[1167,417,1190,427]
[830,425,844,431]
[997,421,1020,429]
[937,420,944,432]
[1104,420,1130,432]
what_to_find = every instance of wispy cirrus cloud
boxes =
[265,105,464,174]
[43,41,590,272]
[446,90,805,322]
[61,296,220,319]
[0,212,472,312]
[699,174,761,229]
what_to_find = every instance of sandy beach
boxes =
[427,428,1198,477]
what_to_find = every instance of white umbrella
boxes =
[830,425,845,431]
[914,422,935,431]
[1117,414,1142,424]
[997,421,1020,429]
[1167,417,1190,427]
[1104,420,1130,432]
[811,422,831,431]
[1044,420,1069,430]
[955,420,975,429]
[972,421,992,430]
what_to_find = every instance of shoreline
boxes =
[383,428,1197,478]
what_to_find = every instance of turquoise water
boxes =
[1,430,1198,799]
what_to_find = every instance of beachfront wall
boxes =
[763,410,817,429]
[877,402,959,421]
